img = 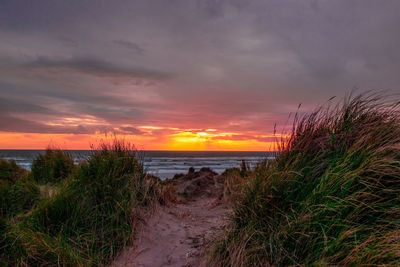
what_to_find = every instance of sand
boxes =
[112,169,231,267]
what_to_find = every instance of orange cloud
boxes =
[0,127,280,151]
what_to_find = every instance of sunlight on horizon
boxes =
[0,129,281,151]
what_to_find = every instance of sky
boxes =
[0,0,400,150]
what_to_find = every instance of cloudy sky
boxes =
[0,0,399,150]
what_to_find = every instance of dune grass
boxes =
[31,148,75,184]
[209,93,400,266]
[0,159,27,184]
[0,159,40,219]
[1,141,161,266]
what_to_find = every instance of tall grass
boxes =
[0,177,40,219]
[1,141,161,266]
[0,160,41,266]
[0,158,40,219]
[209,93,400,266]
[0,159,27,184]
[31,148,74,184]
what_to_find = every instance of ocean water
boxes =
[0,150,275,179]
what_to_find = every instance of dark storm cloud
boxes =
[0,0,399,137]
[77,104,144,125]
[119,126,143,135]
[113,40,145,55]
[198,0,225,18]
[0,114,114,134]
[0,81,145,115]
[26,56,170,80]
[0,97,52,114]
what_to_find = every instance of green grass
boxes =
[209,92,400,266]
[0,141,161,266]
[0,160,42,266]
[0,159,27,184]
[31,148,74,184]
[0,176,40,219]
[0,158,40,219]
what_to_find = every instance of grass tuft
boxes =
[0,159,27,184]
[1,140,161,266]
[209,92,400,266]
[31,148,74,184]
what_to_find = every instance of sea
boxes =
[0,150,275,179]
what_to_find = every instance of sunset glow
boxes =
[1,1,398,151]
[0,127,279,151]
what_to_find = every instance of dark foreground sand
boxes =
[112,169,231,267]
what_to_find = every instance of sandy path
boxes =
[112,197,229,267]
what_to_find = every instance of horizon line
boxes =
[0,148,275,152]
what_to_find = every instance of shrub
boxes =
[31,149,74,183]
[209,93,400,266]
